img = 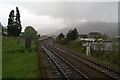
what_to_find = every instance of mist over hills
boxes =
[49,22,118,38]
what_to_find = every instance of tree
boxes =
[58,33,64,40]
[23,26,37,49]
[66,30,72,40]
[73,28,78,39]
[7,7,22,37]
[56,33,67,44]
[2,26,7,36]
[0,22,7,36]
[15,7,22,36]
[7,10,14,36]
[37,34,40,37]
[66,28,78,41]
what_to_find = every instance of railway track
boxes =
[41,40,120,80]
[52,45,120,79]
[41,45,89,80]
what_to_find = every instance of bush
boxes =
[19,46,25,53]
[55,37,68,45]
[69,41,82,48]
[60,39,68,45]
[27,47,33,52]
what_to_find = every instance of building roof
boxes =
[89,32,101,35]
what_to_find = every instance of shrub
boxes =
[19,46,25,53]
[27,47,33,52]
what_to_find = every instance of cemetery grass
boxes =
[2,37,40,78]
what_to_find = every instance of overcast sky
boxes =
[0,0,118,34]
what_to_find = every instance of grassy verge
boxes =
[2,37,40,78]
[88,55,120,70]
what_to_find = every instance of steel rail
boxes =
[41,46,69,79]
[41,45,89,80]
[46,42,120,80]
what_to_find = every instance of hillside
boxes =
[50,22,118,38]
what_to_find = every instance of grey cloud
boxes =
[0,2,118,35]
[16,2,118,22]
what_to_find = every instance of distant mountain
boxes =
[50,22,118,38]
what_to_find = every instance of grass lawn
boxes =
[2,37,40,78]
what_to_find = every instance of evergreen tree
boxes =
[73,28,78,40]
[66,28,78,41]
[15,7,22,36]
[7,7,22,37]
[66,30,72,40]
[7,10,14,36]
[58,33,64,40]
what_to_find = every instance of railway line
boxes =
[47,44,120,79]
[39,39,120,80]
[41,45,88,79]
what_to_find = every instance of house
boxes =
[79,34,88,39]
[88,31,102,39]
[76,34,88,41]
